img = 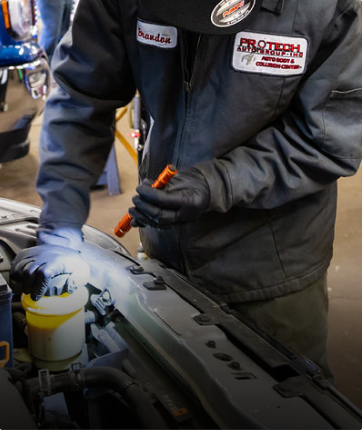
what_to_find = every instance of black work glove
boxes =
[10,228,90,301]
[129,167,210,228]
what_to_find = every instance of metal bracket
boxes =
[143,276,167,291]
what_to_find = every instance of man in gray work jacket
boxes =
[11,0,362,378]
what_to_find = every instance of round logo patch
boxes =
[211,0,256,28]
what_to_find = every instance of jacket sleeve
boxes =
[196,0,362,212]
[37,0,136,229]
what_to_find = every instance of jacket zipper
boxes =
[177,33,203,276]
[179,33,203,159]
[184,34,202,95]
[176,32,203,168]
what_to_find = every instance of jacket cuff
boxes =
[195,159,234,213]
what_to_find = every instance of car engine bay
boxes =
[1,198,362,429]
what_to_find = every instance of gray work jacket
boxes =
[38,0,362,303]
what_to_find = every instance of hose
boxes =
[30,366,168,429]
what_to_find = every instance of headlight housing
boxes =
[1,0,35,41]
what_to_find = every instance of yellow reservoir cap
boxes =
[21,287,89,316]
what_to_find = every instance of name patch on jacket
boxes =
[232,31,308,76]
[137,20,177,49]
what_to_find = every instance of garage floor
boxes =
[1,112,362,411]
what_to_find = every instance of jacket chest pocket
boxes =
[222,31,309,135]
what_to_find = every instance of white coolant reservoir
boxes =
[21,286,89,371]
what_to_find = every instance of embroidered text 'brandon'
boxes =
[136,20,177,49]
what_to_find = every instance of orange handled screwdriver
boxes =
[114,164,177,238]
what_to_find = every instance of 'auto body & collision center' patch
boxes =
[232,31,308,76]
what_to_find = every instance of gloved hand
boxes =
[10,227,90,301]
[129,167,210,228]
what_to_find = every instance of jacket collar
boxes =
[261,0,284,14]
